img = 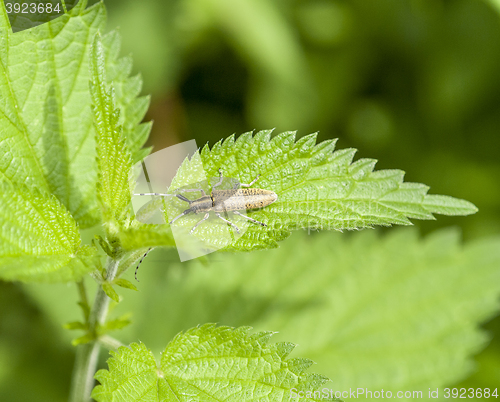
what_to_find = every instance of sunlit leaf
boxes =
[92,325,334,402]
[163,130,477,251]
[90,33,133,225]
[0,1,150,229]
[128,228,500,400]
[0,182,97,282]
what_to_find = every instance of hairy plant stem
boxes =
[69,257,120,402]
[76,280,90,321]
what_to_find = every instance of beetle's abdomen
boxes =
[213,188,278,212]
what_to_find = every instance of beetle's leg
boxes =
[233,210,267,227]
[134,247,152,282]
[190,212,210,234]
[215,212,240,233]
[240,174,261,188]
[169,208,194,224]
[212,169,224,189]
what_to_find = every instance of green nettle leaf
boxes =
[100,315,132,333]
[90,33,133,225]
[0,181,97,282]
[135,229,500,400]
[114,278,138,291]
[0,0,150,229]
[72,333,95,347]
[92,325,335,402]
[102,282,120,303]
[64,321,88,331]
[154,130,477,252]
[119,222,176,251]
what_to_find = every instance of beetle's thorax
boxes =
[189,195,214,213]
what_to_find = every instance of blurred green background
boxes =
[1,0,500,400]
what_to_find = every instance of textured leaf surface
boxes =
[0,182,97,282]
[0,1,150,228]
[128,229,500,400]
[90,33,132,223]
[163,130,477,252]
[119,223,175,251]
[92,325,334,402]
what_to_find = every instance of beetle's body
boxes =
[135,169,278,234]
[191,188,278,213]
[170,171,277,233]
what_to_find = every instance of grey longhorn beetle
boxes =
[132,169,278,280]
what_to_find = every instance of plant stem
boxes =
[100,335,125,350]
[76,280,90,321]
[69,258,120,402]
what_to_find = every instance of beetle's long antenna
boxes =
[178,188,207,197]
[135,247,152,282]
[175,194,192,203]
[134,188,206,197]
[134,192,173,196]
